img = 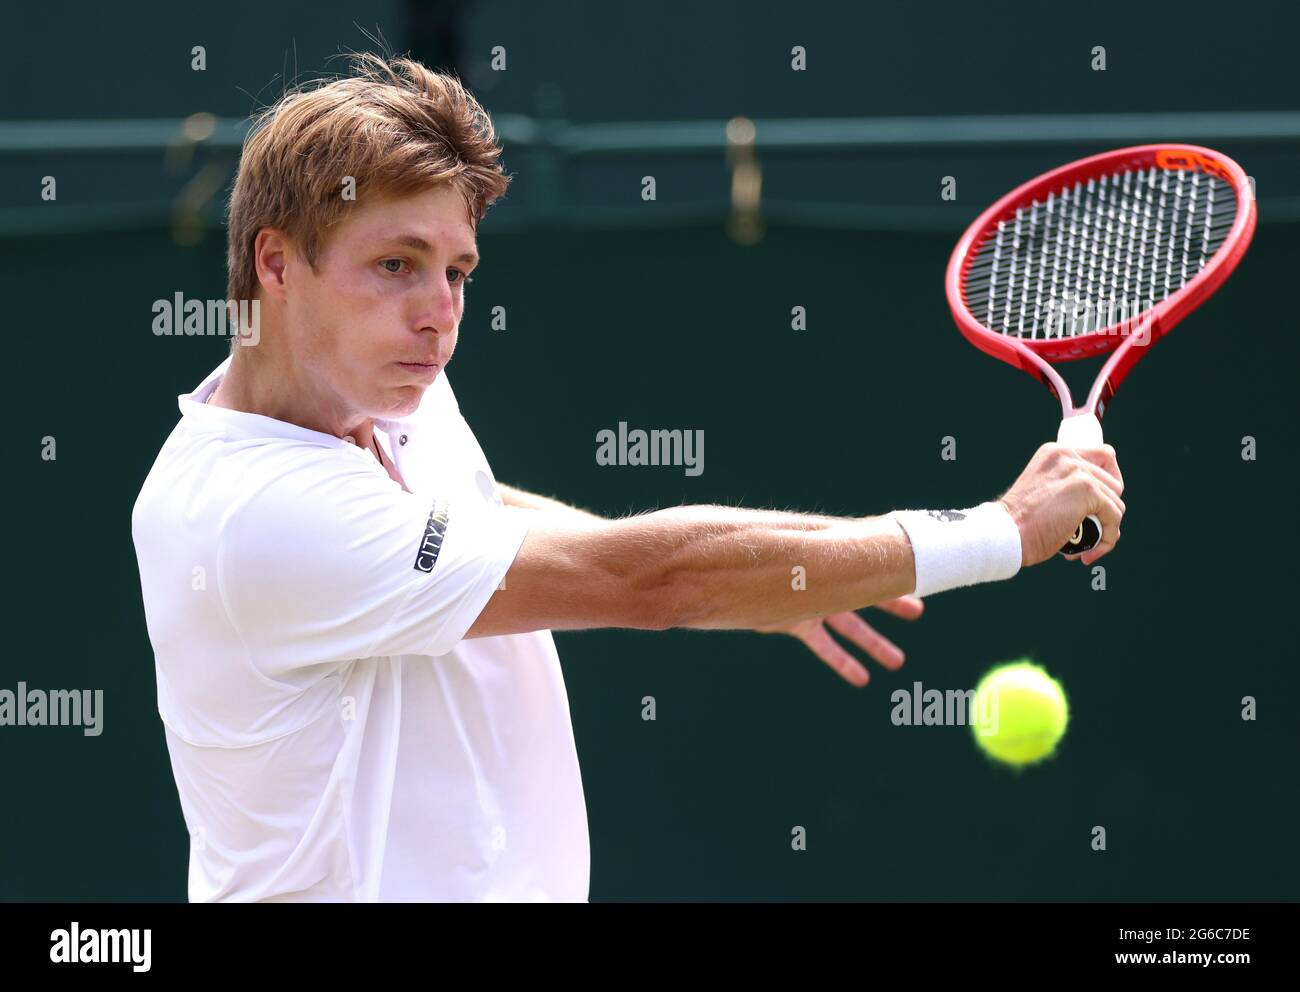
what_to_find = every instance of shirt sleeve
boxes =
[217,457,530,677]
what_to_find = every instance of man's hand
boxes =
[998,443,1126,568]
[754,595,925,687]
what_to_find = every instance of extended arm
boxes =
[469,505,915,637]
[469,442,1125,641]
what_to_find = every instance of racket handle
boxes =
[1060,514,1102,556]
[1057,412,1104,448]
[1056,413,1105,558]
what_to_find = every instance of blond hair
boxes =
[225,53,510,308]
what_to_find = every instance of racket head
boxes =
[945,144,1256,385]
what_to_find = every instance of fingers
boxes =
[1080,461,1126,513]
[873,595,925,621]
[1080,541,1114,567]
[825,611,906,671]
[1079,487,1124,565]
[792,610,912,689]
[797,622,871,688]
[1073,444,1124,495]
[1069,446,1125,564]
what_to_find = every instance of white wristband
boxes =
[891,502,1022,598]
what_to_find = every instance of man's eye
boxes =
[381,259,407,274]
[448,269,473,286]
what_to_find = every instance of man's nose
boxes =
[419,280,459,330]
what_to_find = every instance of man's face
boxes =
[284,184,479,422]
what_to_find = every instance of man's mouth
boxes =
[395,359,441,381]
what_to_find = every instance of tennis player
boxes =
[131,54,1124,902]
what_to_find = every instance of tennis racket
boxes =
[945,144,1256,556]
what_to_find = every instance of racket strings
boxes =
[963,167,1238,340]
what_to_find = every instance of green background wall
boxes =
[2,0,1296,901]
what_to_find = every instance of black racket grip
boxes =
[1058,514,1102,557]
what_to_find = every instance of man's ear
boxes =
[253,229,293,303]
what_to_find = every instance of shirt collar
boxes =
[178,357,424,446]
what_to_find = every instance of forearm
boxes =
[472,503,917,638]
[615,505,916,629]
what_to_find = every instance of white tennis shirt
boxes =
[131,357,590,901]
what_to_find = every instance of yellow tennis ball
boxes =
[971,661,1069,767]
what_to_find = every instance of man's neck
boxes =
[207,348,376,450]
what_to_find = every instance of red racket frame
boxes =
[945,143,1257,424]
